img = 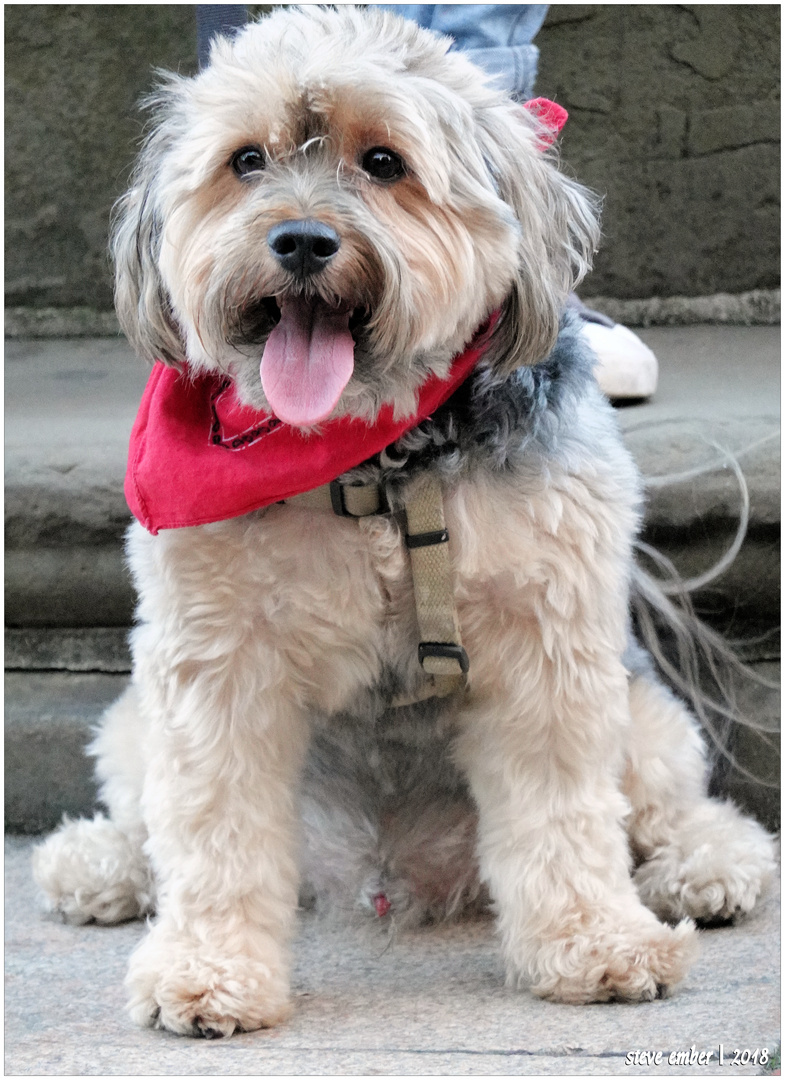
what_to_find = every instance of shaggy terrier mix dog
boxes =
[34,6,775,1039]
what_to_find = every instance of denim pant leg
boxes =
[377,5,548,100]
[196,5,247,69]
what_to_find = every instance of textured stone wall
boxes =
[4,4,780,311]
[536,5,781,298]
[5,5,198,311]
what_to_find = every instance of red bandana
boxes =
[125,319,497,534]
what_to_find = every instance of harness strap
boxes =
[285,475,468,705]
[403,475,468,696]
[286,482,385,517]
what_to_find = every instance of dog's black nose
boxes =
[267,219,341,278]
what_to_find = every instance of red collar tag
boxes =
[125,316,498,534]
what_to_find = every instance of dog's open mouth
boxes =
[255,296,369,427]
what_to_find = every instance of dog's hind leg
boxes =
[32,683,154,924]
[623,670,777,924]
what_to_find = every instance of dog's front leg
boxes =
[122,509,390,1036]
[454,646,697,1004]
[125,636,309,1038]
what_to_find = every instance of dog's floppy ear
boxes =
[111,88,186,367]
[478,102,601,374]
[112,180,185,367]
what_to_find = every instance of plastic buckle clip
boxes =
[418,642,470,674]
[329,480,389,518]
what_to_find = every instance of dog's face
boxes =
[113,6,599,426]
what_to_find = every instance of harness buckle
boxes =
[329,479,390,518]
[418,642,470,674]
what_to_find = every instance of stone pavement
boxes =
[5,836,780,1076]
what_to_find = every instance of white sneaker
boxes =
[581,321,659,400]
[567,295,658,400]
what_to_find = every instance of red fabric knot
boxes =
[523,97,569,149]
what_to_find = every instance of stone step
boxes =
[5,328,780,640]
[5,662,779,835]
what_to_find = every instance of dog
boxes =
[33,6,776,1039]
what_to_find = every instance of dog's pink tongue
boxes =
[261,298,355,427]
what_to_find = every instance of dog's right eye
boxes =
[361,147,407,183]
[230,146,266,178]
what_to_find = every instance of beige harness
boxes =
[286,476,467,705]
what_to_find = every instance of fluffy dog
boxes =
[33,6,775,1039]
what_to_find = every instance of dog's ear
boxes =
[477,103,601,374]
[111,81,187,368]
[111,179,185,367]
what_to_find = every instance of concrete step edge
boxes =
[5,526,779,631]
[6,413,780,550]
[5,665,779,835]
[5,290,781,338]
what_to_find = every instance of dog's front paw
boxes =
[126,927,292,1037]
[524,916,697,1004]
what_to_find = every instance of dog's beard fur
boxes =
[32,4,776,1042]
[112,4,598,424]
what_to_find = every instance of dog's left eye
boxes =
[361,147,406,183]
[230,145,266,178]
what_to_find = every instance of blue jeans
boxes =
[196,5,247,69]
[376,5,548,100]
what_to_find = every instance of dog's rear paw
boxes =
[32,814,153,925]
[634,806,777,924]
[126,929,292,1037]
[526,916,697,1004]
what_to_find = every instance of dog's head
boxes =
[113,5,599,427]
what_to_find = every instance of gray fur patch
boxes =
[302,706,486,927]
[347,309,601,498]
